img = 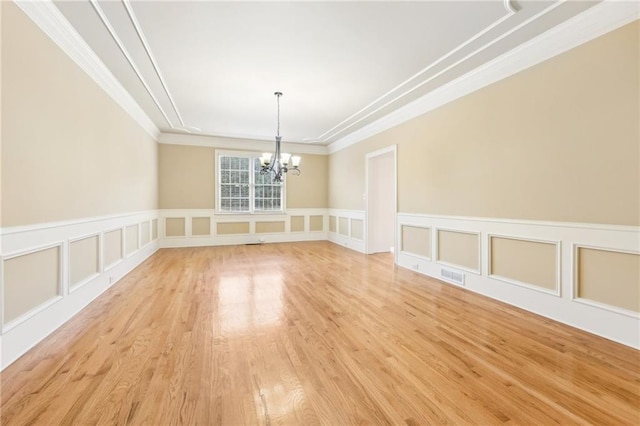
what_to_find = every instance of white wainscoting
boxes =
[159,209,328,248]
[396,213,640,349]
[4,208,635,370]
[327,209,366,253]
[0,210,159,370]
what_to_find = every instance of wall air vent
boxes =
[440,268,465,286]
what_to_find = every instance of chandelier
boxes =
[259,92,301,183]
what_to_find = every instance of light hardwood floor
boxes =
[1,241,639,425]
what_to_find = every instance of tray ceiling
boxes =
[52,0,601,145]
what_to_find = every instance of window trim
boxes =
[215,149,287,215]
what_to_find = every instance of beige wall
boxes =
[256,221,285,233]
[104,229,123,268]
[126,225,139,255]
[69,236,99,288]
[159,145,328,210]
[158,144,215,209]
[490,237,557,291]
[328,22,639,226]
[1,3,158,227]
[577,248,640,312]
[291,216,305,232]
[192,217,211,236]
[4,247,60,323]
[217,222,250,235]
[401,226,431,258]
[286,154,328,208]
[338,217,349,236]
[165,218,185,237]
[310,215,324,232]
[437,230,479,272]
[141,221,151,246]
[351,219,364,240]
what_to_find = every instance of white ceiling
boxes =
[52,0,601,145]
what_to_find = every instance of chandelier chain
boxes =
[275,91,281,137]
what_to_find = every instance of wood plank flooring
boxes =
[1,241,639,425]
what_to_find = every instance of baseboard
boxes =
[161,231,328,248]
[327,232,365,253]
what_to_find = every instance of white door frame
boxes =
[365,145,397,261]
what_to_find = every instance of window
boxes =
[217,152,284,213]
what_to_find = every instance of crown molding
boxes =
[122,0,185,128]
[158,133,329,155]
[328,0,640,154]
[316,0,517,142]
[14,0,161,140]
[88,0,173,127]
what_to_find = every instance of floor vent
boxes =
[440,268,465,286]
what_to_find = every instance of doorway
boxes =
[366,146,396,256]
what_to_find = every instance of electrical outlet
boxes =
[412,264,419,270]
[109,276,114,284]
